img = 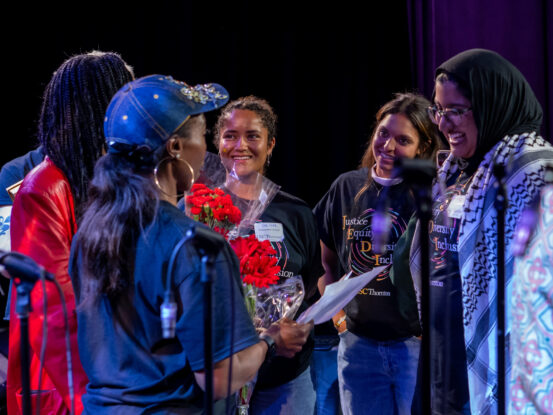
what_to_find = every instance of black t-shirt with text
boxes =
[429,169,471,414]
[314,168,420,340]
[252,191,324,389]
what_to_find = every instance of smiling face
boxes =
[218,109,275,179]
[371,113,421,178]
[434,80,478,158]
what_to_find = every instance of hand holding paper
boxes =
[296,266,386,325]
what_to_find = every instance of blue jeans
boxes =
[337,331,420,415]
[310,336,341,415]
[250,367,316,415]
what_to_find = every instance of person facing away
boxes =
[70,75,313,414]
[7,51,134,415]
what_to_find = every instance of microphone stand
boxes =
[201,254,215,415]
[14,279,34,415]
[176,227,225,415]
[394,159,435,415]
[0,251,54,415]
[493,164,506,415]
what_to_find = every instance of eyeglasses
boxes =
[427,106,472,125]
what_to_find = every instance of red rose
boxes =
[190,183,207,192]
[230,235,281,288]
[187,185,242,237]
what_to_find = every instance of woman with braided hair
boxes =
[8,51,134,414]
[37,51,135,218]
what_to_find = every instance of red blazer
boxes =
[8,157,88,415]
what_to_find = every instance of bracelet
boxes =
[334,315,346,329]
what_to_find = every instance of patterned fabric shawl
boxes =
[509,184,553,415]
[409,132,553,414]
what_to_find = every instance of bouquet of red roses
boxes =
[185,183,242,237]
[185,185,282,414]
[229,234,281,289]
[229,234,304,331]
[229,234,283,411]
[184,179,303,415]
[185,185,281,291]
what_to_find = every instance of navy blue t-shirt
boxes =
[0,147,44,205]
[70,201,259,414]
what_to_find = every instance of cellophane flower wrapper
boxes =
[229,235,306,328]
[222,167,281,238]
[195,152,227,189]
[244,275,305,330]
[237,276,305,412]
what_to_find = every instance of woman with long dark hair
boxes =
[8,51,134,415]
[70,76,312,413]
[313,92,443,415]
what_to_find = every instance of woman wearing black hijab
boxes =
[405,49,553,414]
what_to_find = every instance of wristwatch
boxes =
[259,332,276,362]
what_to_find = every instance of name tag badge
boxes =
[254,222,284,242]
[447,195,466,219]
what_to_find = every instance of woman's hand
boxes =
[319,242,348,333]
[264,317,314,358]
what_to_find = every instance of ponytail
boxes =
[72,153,159,302]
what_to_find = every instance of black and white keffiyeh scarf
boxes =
[409,132,553,414]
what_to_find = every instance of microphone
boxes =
[185,225,226,257]
[372,158,436,256]
[393,158,436,184]
[160,290,178,339]
[0,251,54,283]
[161,224,226,339]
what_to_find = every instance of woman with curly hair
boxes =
[214,96,324,414]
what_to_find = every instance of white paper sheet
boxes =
[296,266,386,325]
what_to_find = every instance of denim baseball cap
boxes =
[104,74,229,154]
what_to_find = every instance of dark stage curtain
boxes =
[7,3,550,205]
[5,4,414,207]
[407,0,553,141]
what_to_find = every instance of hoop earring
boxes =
[153,156,195,198]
